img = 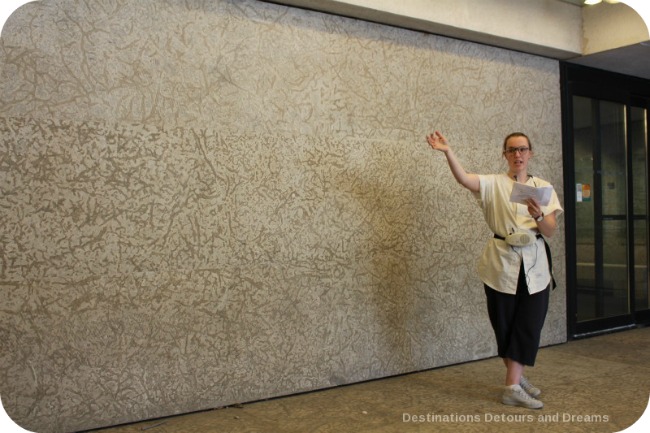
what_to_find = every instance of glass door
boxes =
[631,106,650,316]
[572,96,631,326]
[562,63,650,338]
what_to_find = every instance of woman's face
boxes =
[503,136,531,173]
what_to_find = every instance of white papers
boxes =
[509,182,553,206]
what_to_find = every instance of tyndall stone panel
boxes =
[0,1,564,431]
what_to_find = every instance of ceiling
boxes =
[567,41,650,80]
[554,0,650,80]
[269,0,650,80]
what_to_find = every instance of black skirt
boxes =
[483,263,550,366]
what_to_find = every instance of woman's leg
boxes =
[504,357,524,386]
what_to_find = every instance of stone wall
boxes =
[0,1,564,431]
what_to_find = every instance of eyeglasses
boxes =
[504,147,530,155]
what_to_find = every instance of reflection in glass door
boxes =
[563,63,650,337]
[573,96,630,323]
[571,95,650,333]
[631,106,650,313]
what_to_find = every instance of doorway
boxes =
[562,64,650,338]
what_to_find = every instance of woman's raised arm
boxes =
[426,131,480,193]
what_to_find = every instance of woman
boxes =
[426,130,563,409]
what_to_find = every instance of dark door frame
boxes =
[560,63,650,339]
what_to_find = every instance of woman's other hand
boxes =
[426,131,450,153]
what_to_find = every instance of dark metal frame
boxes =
[560,63,650,339]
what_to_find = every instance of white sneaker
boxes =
[502,384,544,409]
[520,376,541,398]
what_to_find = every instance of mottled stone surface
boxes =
[0,1,565,432]
[93,327,650,433]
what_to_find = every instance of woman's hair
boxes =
[502,132,532,152]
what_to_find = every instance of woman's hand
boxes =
[526,198,543,220]
[426,131,480,192]
[527,198,551,236]
[426,131,450,153]
[527,198,558,237]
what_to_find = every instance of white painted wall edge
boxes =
[264,0,583,59]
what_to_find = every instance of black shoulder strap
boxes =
[541,237,557,290]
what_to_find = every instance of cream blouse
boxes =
[474,173,563,295]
